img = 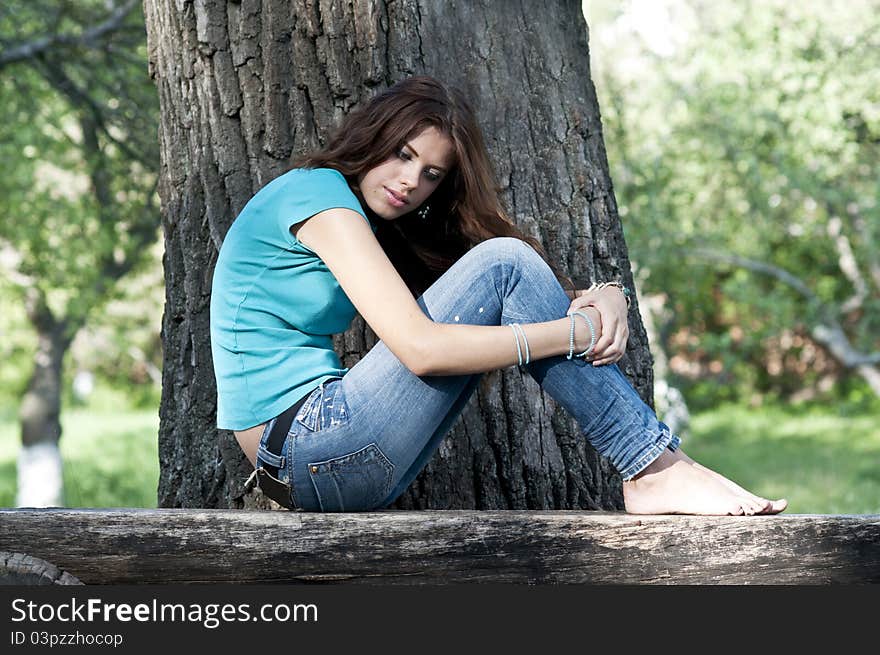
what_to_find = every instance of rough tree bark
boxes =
[144,0,653,510]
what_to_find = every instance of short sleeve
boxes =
[274,168,372,247]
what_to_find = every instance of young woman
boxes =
[210,75,787,515]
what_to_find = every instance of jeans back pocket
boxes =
[307,443,394,512]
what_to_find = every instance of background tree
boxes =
[589,0,880,408]
[144,0,651,509]
[0,0,159,505]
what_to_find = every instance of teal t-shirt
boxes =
[210,167,375,430]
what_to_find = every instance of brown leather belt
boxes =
[250,391,310,509]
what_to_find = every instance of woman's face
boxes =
[357,126,456,221]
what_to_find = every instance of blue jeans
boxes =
[256,237,680,511]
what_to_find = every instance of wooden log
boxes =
[1,509,878,584]
[0,551,83,585]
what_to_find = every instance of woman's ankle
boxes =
[630,446,681,481]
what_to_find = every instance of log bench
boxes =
[1,509,879,584]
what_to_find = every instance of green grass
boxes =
[0,408,159,508]
[684,404,880,515]
[1,402,877,513]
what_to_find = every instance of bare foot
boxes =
[623,449,774,515]
[676,450,788,515]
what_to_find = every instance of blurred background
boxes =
[1,0,877,512]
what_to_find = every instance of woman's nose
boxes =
[399,163,420,189]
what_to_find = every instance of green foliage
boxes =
[589,0,880,404]
[0,286,37,408]
[0,0,162,403]
[63,236,164,408]
[0,1,159,306]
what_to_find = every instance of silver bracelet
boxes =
[509,323,524,366]
[570,310,597,357]
[513,323,530,365]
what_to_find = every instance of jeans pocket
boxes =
[307,443,394,512]
[295,378,349,433]
[294,387,324,432]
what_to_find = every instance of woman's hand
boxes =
[567,286,629,365]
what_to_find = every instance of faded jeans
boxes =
[256,237,680,511]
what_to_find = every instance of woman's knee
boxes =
[468,236,539,268]
[454,237,554,295]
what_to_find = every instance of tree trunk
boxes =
[17,295,72,508]
[145,0,652,510]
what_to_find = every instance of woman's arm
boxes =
[296,208,599,376]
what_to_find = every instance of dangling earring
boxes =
[417,204,431,221]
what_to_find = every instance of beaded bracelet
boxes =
[566,314,576,360]
[585,280,632,308]
[566,310,596,360]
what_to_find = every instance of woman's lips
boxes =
[384,187,409,208]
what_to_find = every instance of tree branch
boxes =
[691,248,880,368]
[826,212,870,313]
[35,58,148,165]
[62,113,159,331]
[693,248,818,302]
[0,0,141,69]
[848,208,880,292]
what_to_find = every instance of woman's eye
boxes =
[424,171,441,182]
[398,149,412,160]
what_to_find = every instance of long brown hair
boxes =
[293,75,574,297]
